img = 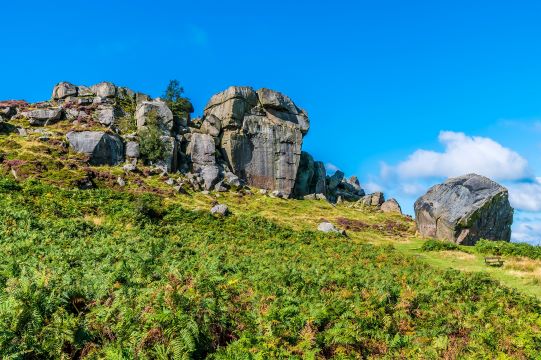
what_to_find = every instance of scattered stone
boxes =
[165,178,175,186]
[123,163,137,173]
[414,174,513,245]
[210,204,229,216]
[381,198,402,214]
[271,190,285,198]
[259,189,268,195]
[317,222,346,236]
[117,177,126,187]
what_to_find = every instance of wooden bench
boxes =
[484,256,504,267]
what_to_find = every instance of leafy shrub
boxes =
[421,239,460,252]
[138,110,166,164]
[475,239,541,259]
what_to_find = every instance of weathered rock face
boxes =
[203,86,309,197]
[293,152,327,197]
[136,101,174,135]
[22,108,63,126]
[52,82,78,100]
[66,131,124,166]
[188,133,220,190]
[414,174,513,245]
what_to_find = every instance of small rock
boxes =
[271,190,285,198]
[317,222,346,236]
[123,163,137,173]
[117,177,126,187]
[210,204,229,216]
[259,189,268,195]
[165,178,175,186]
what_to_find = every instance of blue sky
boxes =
[3,0,541,243]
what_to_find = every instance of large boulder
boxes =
[204,86,309,197]
[414,174,513,245]
[66,131,124,166]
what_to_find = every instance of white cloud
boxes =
[508,178,541,212]
[364,181,383,193]
[512,212,541,244]
[388,131,529,181]
[325,162,340,174]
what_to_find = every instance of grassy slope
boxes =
[1,126,541,357]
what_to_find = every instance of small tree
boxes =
[162,80,194,119]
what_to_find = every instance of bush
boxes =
[421,239,460,252]
[138,110,166,164]
[475,239,541,259]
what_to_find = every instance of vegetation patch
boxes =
[422,239,461,252]
[0,177,540,358]
[475,239,541,260]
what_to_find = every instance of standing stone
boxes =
[66,131,124,165]
[414,174,513,245]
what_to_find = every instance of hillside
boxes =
[1,175,541,359]
[1,82,541,358]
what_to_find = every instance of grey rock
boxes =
[201,114,222,137]
[52,82,78,100]
[210,204,229,216]
[123,163,137,172]
[188,133,216,167]
[22,108,63,126]
[136,92,151,104]
[271,190,285,198]
[77,85,94,97]
[223,171,242,188]
[204,86,309,197]
[96,106,123,126]
[165,178,175,186]
[327,170,344,192]
[200,165,221,191]
[317,222,346,236]
[381,198,402,214]
[135,100,174,135]
[66,131,124,165]
[414,174,513,245]
[360,192,385,207]
[125,141,140,158]
[91,82,117,98]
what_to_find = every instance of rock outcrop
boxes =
[414,174,513,245]
[204,86,309,197]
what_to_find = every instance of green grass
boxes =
[1,178,541,358]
